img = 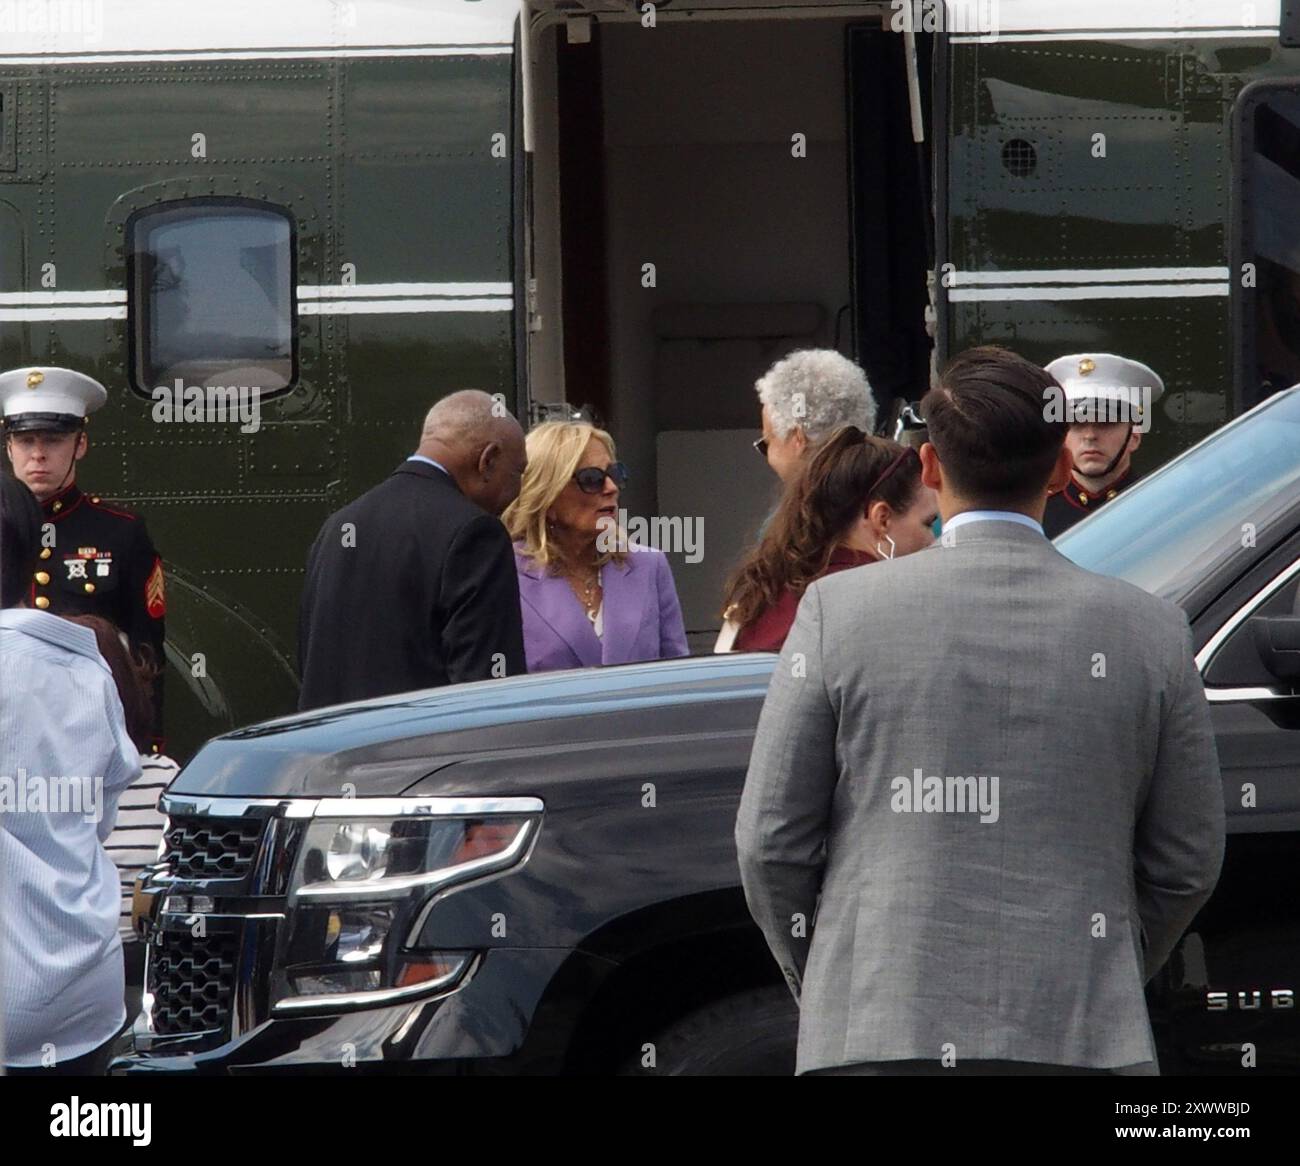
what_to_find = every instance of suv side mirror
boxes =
[1249,616,1300,681]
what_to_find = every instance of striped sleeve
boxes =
[104,754,177,939]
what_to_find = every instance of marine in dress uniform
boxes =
[1041,353,1165,539]
[1,366,167,752]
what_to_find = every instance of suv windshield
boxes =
[1055,388,1300,600]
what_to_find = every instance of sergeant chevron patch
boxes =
[145,559,165,619]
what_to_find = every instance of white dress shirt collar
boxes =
[941,509,1045,536]
[406,453,450,476]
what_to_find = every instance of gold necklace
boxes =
[571,568,600,620]
[555,541,601,619]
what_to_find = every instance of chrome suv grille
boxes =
[150,929,240,1035]
[162,815,263,880]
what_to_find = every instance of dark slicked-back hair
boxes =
[1,473,43,608]
[921,346,1068,508]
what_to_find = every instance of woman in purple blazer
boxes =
[503,421,689,671]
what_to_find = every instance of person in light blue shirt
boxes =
[1,474,140,1074]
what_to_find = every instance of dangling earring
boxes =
[875,533,896,560]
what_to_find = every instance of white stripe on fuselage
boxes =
[951,28,1277,42]
[300,297,511,314]
[0,305,128,321]
[297,282,513,299]
[0,45,512,64]
[0,0,1275,57]
[952,267,1229,285]
[0,283,513,320]
[0,0,518,58]
[0,290,126,304]
[946,266,1232,300]
[941,0,1279,33]
[7,270,1230,315]
[948,283,1229,301]
[0,284,510,303]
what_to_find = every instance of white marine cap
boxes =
[1044,352,1164,424]
[0,366,108,433]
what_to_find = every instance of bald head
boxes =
[416,390,526,515]
[421,390,508,446]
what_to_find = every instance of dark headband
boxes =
[867,445,918,498]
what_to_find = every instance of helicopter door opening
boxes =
[525,5,934,645]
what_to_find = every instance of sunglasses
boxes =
[572,462,629,494]
[753,437,770,458]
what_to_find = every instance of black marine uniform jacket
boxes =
[1042,468,1142,539]
[34,482,167,749]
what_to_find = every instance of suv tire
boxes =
[620,984,798,1076]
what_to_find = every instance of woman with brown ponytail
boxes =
[718,427,938,652]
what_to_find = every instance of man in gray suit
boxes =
[735,345,1225,1076]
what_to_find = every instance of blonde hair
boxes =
[504,420,626,571]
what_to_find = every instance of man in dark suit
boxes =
[298,390,528,710]
[736,346,1224,1076]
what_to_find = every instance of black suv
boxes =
[118,388,1300,1075]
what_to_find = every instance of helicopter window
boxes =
[128,199,296,398]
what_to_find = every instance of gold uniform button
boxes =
[84,582,95,594]
[51,500,62,513]
[34,596,50,609]
[39,547,51,559]
[34,571,49,585]
[90,495,100,503]
[1080,495,1089,505]
[1106,490,1117,500]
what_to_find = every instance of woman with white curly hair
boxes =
[753,349,877,482]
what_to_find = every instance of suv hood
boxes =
[168,654,776,798]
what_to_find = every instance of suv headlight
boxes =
[296,814,532,897]
[325,823,391,882]
[275,797,541,1012]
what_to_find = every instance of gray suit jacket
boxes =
[735,519,1225,1074]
